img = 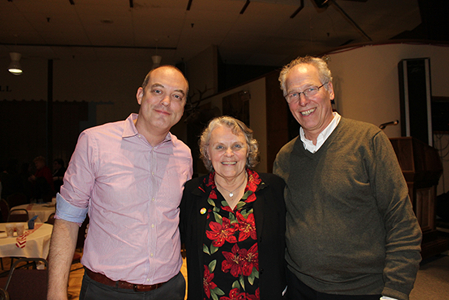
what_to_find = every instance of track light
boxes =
[152,55,162,69]
[8,52,23,75]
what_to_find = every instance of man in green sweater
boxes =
[273,56,422,300]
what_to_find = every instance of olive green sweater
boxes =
[273,117,422,300]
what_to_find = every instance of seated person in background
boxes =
[180,116,286,300]
[52,158,66,194]
[29,156,54,201]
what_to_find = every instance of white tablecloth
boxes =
[11,203,56,223]
[0,223,53,259]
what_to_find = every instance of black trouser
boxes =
[80,271,185,300]
[286,268,382,300]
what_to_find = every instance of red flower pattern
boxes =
[203,169,262,299]
[242,243,259,275]
[220,288,246,300]
[206,217,237,247]
[236,211,257,241]
[203,265,217,298]
[246,288,260,300]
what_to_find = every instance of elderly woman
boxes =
[180,116,286,300]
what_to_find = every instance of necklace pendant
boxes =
[229,192,233,197]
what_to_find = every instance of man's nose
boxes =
[298,93,309,106]
[161,95,170,106]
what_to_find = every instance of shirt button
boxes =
[151,224,155,228]
[146,278,150,282]
[150,253,154,257]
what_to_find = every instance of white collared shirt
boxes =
[300,112,341,153]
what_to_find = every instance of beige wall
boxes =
[202,78,268,173]
[326,43,449,195]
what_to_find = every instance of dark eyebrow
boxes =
[150,83,164,90]
[150,84,185,97]
[174,89,186,97]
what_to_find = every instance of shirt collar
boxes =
[122,113,174,146]
[300,112,341,153]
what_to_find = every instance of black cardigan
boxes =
[180,172,286,300]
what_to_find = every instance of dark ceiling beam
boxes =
[129,0,133,8]
[240,0,250,14]
[0,42,177,51]
[329,0,372,41]
[290,0,304,18]
[69,0,74,5]
[186,0,193,11]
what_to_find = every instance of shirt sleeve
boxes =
[371,131,422,300]
[55,193,88,224]
[56,131,96,223]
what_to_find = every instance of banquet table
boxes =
[11,202,56,223]
[0,222,53,259]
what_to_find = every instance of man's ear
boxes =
[327,82,335,100]
[136,87,144,105]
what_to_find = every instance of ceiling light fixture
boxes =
[152,39,161,69]
[8,52,23,75]
[152,55,162,69]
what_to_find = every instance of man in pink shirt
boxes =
[48,66,193,300]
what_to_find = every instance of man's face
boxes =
[285,64,335,139]
[136,67,188,136]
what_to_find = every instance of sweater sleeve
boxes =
[370,131,422,300]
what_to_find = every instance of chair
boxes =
[0,200,9,223]
[6,209,29,222]
[45,212,55,225]
[4,258,47,300]
[0,288,9,300]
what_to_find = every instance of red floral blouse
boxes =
[202,169,263,300]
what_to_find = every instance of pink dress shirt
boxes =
[56,113,192,285]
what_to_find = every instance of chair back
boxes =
[0,288,9,300]
[45,212,55,225]
[5,258,47,300]
[7,209,29,222]
[0,200,9,223]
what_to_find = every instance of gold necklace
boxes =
[215,175,247,198]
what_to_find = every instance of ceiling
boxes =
[0,0,425,67]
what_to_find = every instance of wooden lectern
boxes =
[389,137,448,259]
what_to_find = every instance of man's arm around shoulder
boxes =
[47,219,79,300]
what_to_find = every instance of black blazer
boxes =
[180,172,286,300]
